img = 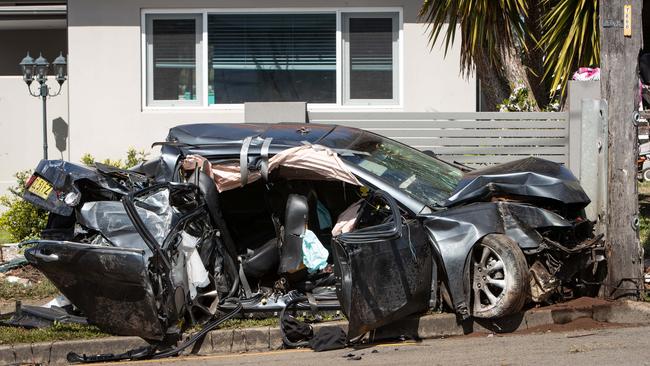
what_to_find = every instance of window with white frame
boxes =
[144,10,400,107]
[146,14,202,106]
[343,13,399,104]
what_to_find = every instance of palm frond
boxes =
[540,0,599,98]
[419,0,529,76]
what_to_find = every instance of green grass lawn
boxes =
[0,307,344,345]
[0,315,337,345]
[0,278,59,301]
[0,323,108,345]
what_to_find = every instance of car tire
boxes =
[471,234,528,319]
[643,168,650,182]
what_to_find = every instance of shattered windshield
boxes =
[342,133,463,208]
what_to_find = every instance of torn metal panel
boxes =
[1,303,87,329]
[24,183,223,342]
[333,223,432,339]
[77,188,173,254]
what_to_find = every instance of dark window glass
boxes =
[208,14,336,104]
[349,17,394,100]
[152,18,197,101]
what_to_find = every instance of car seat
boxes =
[242,194,309,278]
[279,194,309,274]
[241,238,280,278]
[196,171,238,261]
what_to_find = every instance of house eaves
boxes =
[0,2,66,29]
[0,5,66,16]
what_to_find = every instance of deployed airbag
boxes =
[179,232,210,299]
[182,144,361,192]
[302,229,329,273]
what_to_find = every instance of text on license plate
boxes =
[28,176,53,200]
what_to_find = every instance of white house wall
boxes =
[0,29,68,194]
[65,0,475,164]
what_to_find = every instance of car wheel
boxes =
[643,168,650,182]
[471,234,528,318]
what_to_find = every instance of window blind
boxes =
[208,14,336,71]
[152,18,196,70]
[349,17,394,72]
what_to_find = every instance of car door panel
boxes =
[25,241,165,340]
[332,191,432,339]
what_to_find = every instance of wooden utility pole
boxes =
[601,0,644,299]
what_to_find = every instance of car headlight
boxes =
[64,191,81,206]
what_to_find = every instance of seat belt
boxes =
[238,257,253,298]
[240,136,253,186]
[305,291,322,321]
[260,137,273,181]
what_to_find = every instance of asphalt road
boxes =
[94,325,650,366]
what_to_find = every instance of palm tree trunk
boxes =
[474,48,510,110]
[523,0,550,108]
[475,46,541,111]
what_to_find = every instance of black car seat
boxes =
[197,170,282,280]
[196,171,238,261]
[278,194,309,274]
[242,193,311,278]
[241,237,280,278]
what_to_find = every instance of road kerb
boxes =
[2,300,649,365]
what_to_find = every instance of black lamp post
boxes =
[20,52,67,160]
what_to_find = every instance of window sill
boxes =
[142,103,405,113]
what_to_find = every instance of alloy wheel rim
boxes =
[472,245,507,313]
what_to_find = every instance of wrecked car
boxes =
[21,123,605,349]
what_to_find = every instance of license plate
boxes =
[28,176,53,200]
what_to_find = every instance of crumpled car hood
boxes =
[442,157,591,209]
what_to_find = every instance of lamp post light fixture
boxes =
[20,52,67,160]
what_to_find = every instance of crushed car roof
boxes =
[167,123,364,150]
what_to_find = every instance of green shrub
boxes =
[497,84,561,112]
[81,147,148,169]
[497,84,537,112]
[0,171,48,242]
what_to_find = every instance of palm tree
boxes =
[540,0,599,98]
[420,0,599,110]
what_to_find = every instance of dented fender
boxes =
[422,202,572,316]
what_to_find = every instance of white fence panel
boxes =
[308,111,569,168]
